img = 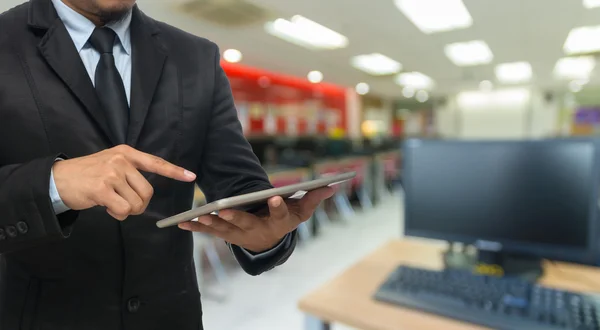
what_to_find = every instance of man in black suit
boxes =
[0,0,333,329]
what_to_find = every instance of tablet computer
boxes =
[156,171,356,228]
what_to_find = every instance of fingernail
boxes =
[184,170,196,179]
[219,212,233,221]
[270,197,281,207]
[178,223,190,230]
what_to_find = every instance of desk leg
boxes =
[192,233,204,290]
[334,191,354,222]
[298,221,312,242]
[357,185,373,210]
[304,315,331,330]
[205,239,228,289]
[315,205,330,224]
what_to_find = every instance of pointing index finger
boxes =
[126,150,196,182]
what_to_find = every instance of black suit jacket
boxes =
[0,1,297,329]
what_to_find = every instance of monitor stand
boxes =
[442,242,544,281]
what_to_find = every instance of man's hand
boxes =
[53,145,196,220]
[178,187,334,253]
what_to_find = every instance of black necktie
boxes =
[88,27,129,144]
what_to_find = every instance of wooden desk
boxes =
[298,239,600,330]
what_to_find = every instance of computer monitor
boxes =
[402,138,600,266]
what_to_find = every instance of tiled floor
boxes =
[200,193,404,330]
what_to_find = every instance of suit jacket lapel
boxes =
[127,8,167,147]
[30,0,117,146]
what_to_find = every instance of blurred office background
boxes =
[6,0,600,329]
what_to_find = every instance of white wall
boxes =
[529,91,560,138]
[435,88,559,140]
[460,107,527,139]
[434,97,459,138]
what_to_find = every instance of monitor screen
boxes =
[402,139,600,263]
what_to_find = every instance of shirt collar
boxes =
[106,11,132,55]
[51,0,132,55]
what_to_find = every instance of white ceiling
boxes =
[3,0,600,98]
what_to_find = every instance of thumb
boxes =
[267,196,288,220]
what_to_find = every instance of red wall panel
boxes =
[221,62,347,136]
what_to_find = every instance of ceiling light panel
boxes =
[416,90,429,103]
[307,70,323,83]
[479,80,493,91]
[583,0,600,8]
[350,53,402,75]
[569,80,584,93]
[554,56,596,79]
[564,25,600,55]
[394,0,473,34]
[402,87,415,98]
[444,40,493,66]
[395,72,434,90]
[495,61,532,83]
[223,49,242,63]
[355,83,370,95]
[264,15,348,50]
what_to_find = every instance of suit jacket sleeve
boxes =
[0,155,78,254]
[195,45,297,276]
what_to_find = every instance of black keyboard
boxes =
[374,265,600,330]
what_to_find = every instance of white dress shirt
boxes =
[48,0,290,259]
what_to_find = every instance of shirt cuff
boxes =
[238,233,292,261]
[50,159,70,215]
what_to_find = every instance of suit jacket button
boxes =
[0,229,5,240]
[6,226,17,238]
[16,222,28,234]
[127,298,141,313]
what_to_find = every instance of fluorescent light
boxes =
[569,80,584,93]
[307,70,323,83]
[402,87,415,98]
[223,49,242,63]
[563,25,600,55]
[350,53,402,75]
[554,56,596,79]
[394,0,473,34]
[569,79,588,93]
[355,82,370,95]
[395,72,434,90]
[416,90,429,103]
[495,61,532,83]
[265,16,348,50]
[584,0,600,8]
[479,80,493,91]
[444,40,493,66]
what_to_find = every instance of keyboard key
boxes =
[503,295,528,308]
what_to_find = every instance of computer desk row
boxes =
[299,238,600,330]
[192,151,402,227]
[191,152,401,295]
